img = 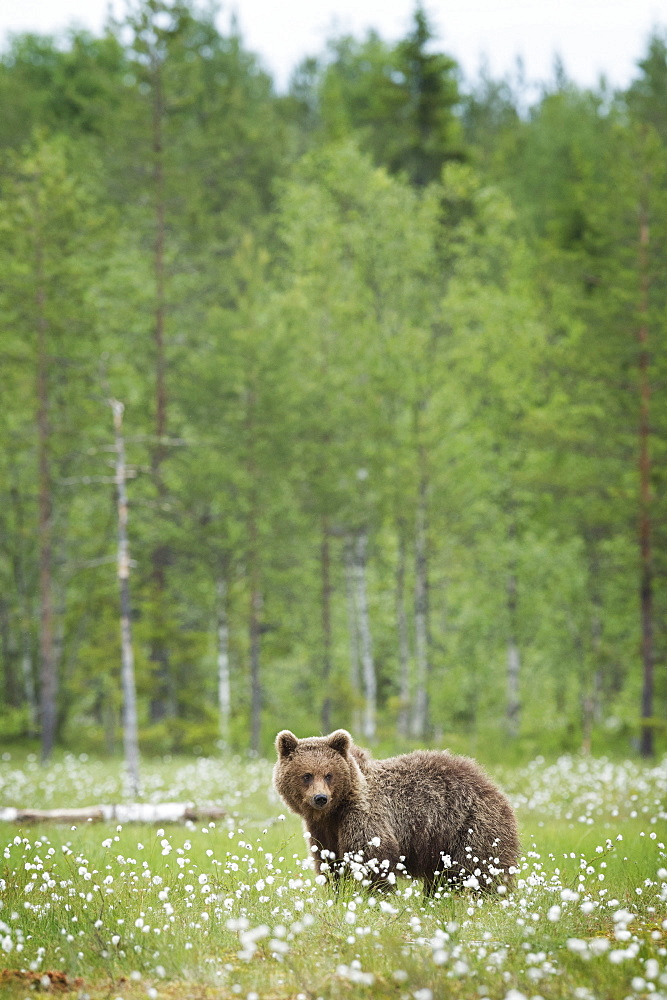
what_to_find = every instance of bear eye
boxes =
[324,773,332,783]
[302,773,313,784]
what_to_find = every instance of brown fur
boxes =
[273,729,520,893]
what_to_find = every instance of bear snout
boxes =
[312,793,329,809]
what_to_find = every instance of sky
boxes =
[0,0,664,93]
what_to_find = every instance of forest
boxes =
[0,0,665,765]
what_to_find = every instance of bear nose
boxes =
[313,794,328,808]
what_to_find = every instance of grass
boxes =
[0,750,665,999]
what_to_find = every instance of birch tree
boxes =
[110,399,141,797]
[215,574,231,746]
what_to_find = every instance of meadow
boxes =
[0,750,665,999]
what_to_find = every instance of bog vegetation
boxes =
[0,751,665,999]
[0,0,666,763]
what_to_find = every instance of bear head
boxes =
[273,729,356,819]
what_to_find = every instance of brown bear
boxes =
[273,728,519,893]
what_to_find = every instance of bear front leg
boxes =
[337,819,401,891]
[306,827,339,880]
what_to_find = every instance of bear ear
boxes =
[276,730,299,758]
[326,729,352,756]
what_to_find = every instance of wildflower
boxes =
[588,938,609,955]
[645,958,659,980]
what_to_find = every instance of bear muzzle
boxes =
[311,793,329,809]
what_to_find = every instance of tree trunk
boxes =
[111,399,141,798]
[246,386,262,755]
[22,642,38,737]
[148,45,173,724]
[582,542,603,755]
[216,574,231,746]
[320,516,333,732]
[580,655,596,755]
[10,487,39,735]
[506,571,521,738]
[0,602,18,708]
[412,478,429,740]
[637,196,654,758]
[396,526,411,739]
[34,208,56,764]
[0,804,227,824]
[344,539,362,734]
[249,580,262,755]
[352,529,376,742]
[152,53,167,472]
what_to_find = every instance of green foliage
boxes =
[0,5,665,757]
[290,5,463,185]
[627,29,667,141]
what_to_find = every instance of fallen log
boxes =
[0,803,226,824]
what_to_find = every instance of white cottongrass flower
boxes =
[588,938,609,955]
[336,962,374,986]
[645,958,660,980]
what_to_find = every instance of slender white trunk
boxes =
[216,575,231,746]
[353,530,376,742]
[111,399,141,798]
